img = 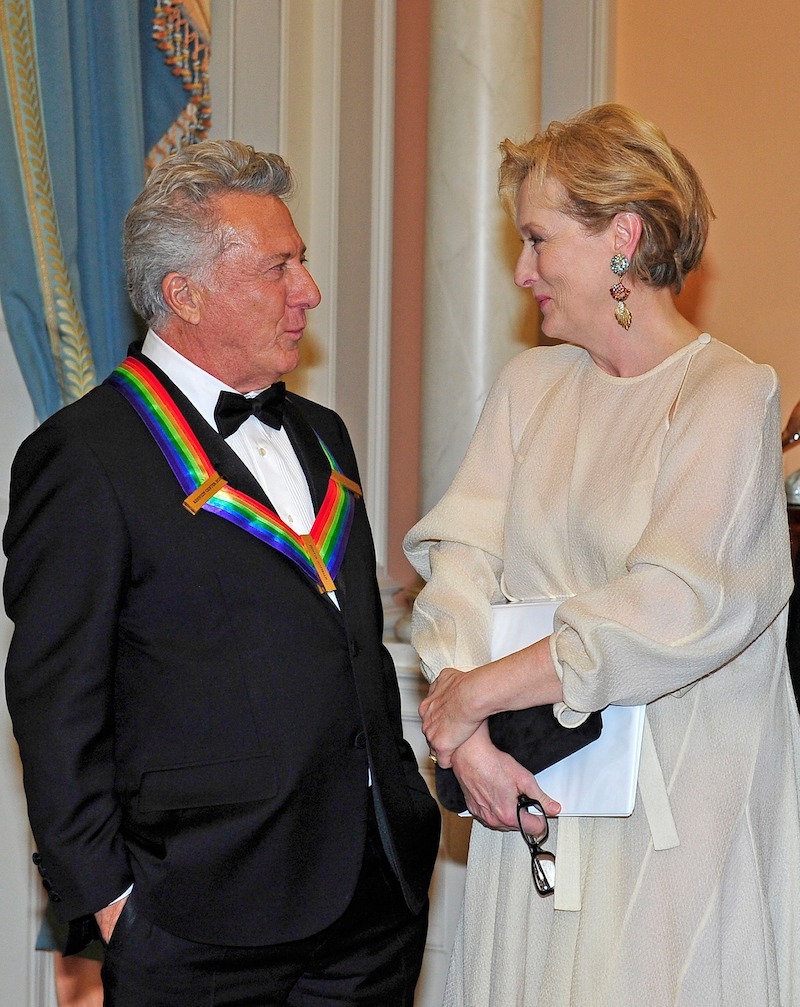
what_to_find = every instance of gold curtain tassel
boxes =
[301,535,336,592]
[183,472,228,514]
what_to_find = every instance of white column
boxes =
[412,7,542,1002]
[420,0,541,512]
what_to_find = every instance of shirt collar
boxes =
[142,329,265,431]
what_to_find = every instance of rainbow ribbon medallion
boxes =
[108,357,361,593]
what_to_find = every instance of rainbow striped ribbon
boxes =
[108,356,361,594]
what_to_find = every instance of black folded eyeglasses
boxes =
[516,794,556,896]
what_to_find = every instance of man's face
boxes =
[187,192,321,392]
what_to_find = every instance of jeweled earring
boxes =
[610,253,632,330]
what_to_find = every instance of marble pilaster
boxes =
[420,0,541,513]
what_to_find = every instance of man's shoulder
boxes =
[283,392,360,478]
[10,375,174,499]
[284,391,345,436]
[22,382,123,440]
[285,390,338,420]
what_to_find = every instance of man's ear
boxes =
[611,211,642,258]
[162,272,202,324]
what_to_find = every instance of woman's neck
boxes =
[586,287,701,377]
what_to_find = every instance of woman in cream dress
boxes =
[404,105,800,1006]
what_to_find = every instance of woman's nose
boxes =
[514,249,536,289]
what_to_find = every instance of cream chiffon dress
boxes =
[404,336,800,1007]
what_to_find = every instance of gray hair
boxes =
[124,139,295,324]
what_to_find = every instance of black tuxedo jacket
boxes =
[4,347,439,947]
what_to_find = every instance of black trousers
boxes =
[101,823,428,1007]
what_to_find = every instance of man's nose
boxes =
[294,265,321,308]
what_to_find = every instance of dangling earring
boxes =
[610,253,632,330]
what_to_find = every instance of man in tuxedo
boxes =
[4,140,440,1006]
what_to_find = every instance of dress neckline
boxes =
[584,333,712,384]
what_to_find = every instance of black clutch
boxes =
[434,705,603,813]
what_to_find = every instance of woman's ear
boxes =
[162,272,202,324]
[612,211,642,258]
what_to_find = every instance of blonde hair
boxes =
[499,104,713,292]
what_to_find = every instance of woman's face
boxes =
[514,176,613,347]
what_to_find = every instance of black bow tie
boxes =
[214,382,286,438]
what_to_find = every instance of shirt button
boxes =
[286,514,294,525]
[258,446,267,457]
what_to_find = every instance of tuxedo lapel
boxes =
[281,396,332,511]
[129,348,275,509]
[283,396,351,607]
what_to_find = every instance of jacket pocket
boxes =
[138,754,277,813]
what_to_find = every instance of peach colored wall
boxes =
[614,0,800,474]
[387,0,430,585]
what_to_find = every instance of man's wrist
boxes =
[106,883,133,908]
[94,893,129,944]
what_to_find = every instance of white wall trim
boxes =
[541,0,614,125]
[209,0,281,154]
[366,0,396,571]
[281,0,342,409]
[590,0,615,104]
[0,303,49,1005]
[31,879,56,1007]
[313,0,342,411]
[210,0,236,137]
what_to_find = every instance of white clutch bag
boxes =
[490,600,646,817]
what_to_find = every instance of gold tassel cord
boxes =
[146,1,211,173]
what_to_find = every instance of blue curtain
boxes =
[0,0,210,421]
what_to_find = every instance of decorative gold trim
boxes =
[301,535,336,593]
[0,0,96,403]
[331,470,362,498]
[183,471,227,513]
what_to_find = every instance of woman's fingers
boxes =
[449,731,559,833]
[418,667,479,764]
